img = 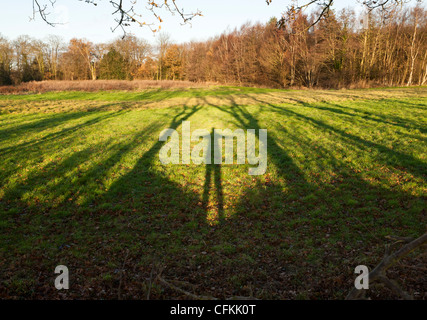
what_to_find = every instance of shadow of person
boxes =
[202,128,224,225]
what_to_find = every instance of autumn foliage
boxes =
[0,5,426,89]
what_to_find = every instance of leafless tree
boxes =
[5,2,425,87]
[269,0,423,29]
[31,0,423,36]
[45,35,64,80]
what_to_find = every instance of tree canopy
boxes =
[31,0,422,36]
[4,4,426,87]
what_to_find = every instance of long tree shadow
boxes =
[0,110,151,241]
[318,100,427,141]
[0,110,129,157]
[196,96,425,298]
[317,100,427,134]
[265,102,426,180]
[0,110,129,187]
[1,104,211,298]
[209,98,314,196]
[0,111,101,143]
[247,92,426,178]
[2,95,425,299]
[81,104,204,248]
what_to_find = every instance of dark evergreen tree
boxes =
[21,58,42,83]
[99,48,127,80]
[0,63,12,85]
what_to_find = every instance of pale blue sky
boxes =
[0,0,376,44]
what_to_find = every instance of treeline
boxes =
[0,5,426,88]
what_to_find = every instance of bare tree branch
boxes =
[268,0,424,30]
[32,0,60,26]
[270,0,334,29]
[346,232,427,300]
[32,0,202,37]
[362,0,422,11]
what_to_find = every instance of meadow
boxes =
[0,85,426,299]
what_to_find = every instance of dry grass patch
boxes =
[0,80,214,94]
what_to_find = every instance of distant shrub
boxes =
[0,79,214,94]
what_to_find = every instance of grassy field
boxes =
[0,86,426,299]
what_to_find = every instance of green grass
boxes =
[0,86,426,299]
[0,86,278,102]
